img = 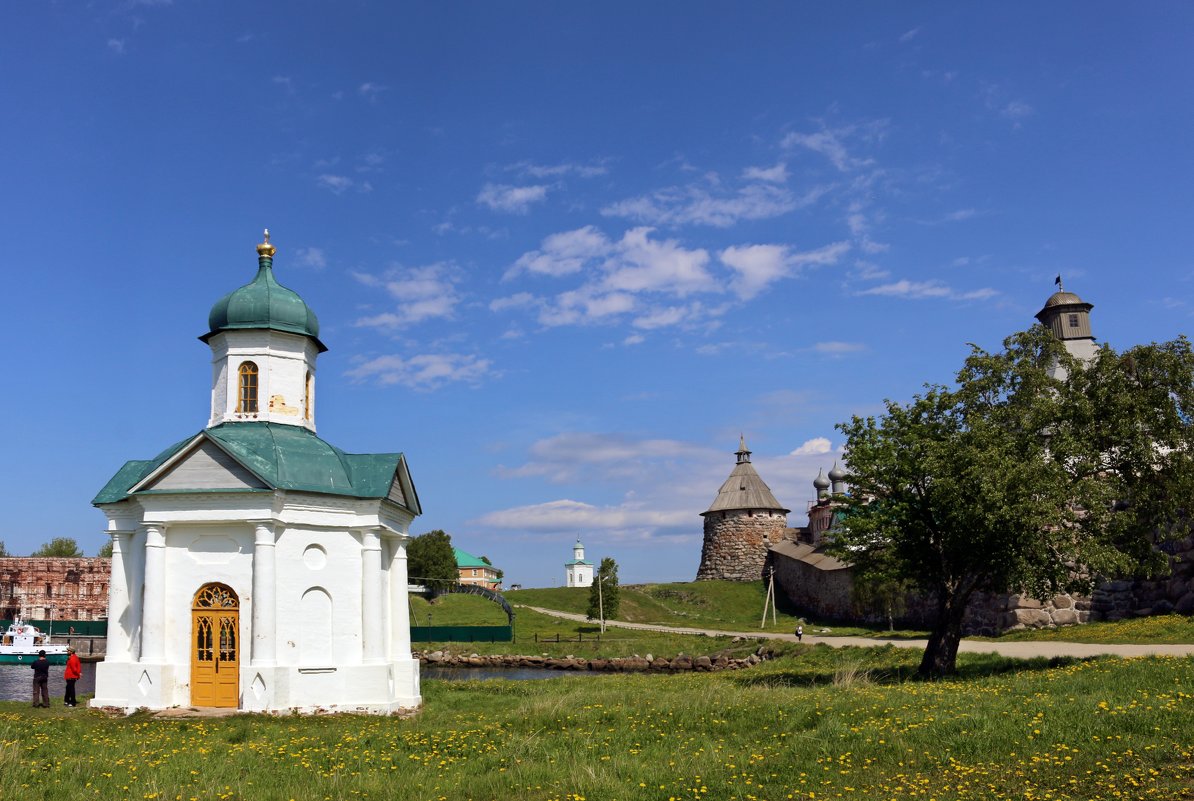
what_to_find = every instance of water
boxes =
[422,665,606,681]
[0,664,97,703]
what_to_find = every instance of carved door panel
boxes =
[190,584,239,708]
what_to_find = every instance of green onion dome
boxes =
[200,230,327,352]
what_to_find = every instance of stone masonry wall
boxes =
[696,512,787,581]
[1091,535,1194,620]
[0,557,110,620]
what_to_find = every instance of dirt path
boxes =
[517,605,1194,659]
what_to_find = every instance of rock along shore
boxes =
[415,644,772,673]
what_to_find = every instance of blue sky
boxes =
[2,2,1191,586]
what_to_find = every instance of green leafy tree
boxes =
[98,541,113,558]
[834,328,1194,677]
[587,557,620,621]
[407,530,458,593]
[851,548,913,632]
[0,541,9,557]
[31,537,84,558]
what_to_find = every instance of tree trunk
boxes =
[918,589,969,678]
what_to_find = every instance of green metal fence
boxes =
[0,619,107,637]
[410,625,513,643]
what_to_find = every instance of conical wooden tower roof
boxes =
[702,437,790,515]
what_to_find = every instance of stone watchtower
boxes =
[696,437,790,581]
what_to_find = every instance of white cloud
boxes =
[504,226,609,279]
[742,162,788,183]
[899,27,921,43]
[354,262,462,328]
[790,437,833,456]
[859,279,998,301]
[623,333,645,346]
[477,183,549,214]
[107,38,126,54]
[345,352,493,390]
[601,182,815,228]
[601,227,714,296]
[293,247,327,270]
[720,241,850,299]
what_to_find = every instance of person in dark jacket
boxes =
[30,650,50,708]
[63,647,82,707]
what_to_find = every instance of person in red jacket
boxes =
[63,647,82,707]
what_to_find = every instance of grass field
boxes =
[3,647,1191,800]
[983,613,1194,644]
[410,594,752,659]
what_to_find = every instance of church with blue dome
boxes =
[90,232,423,714]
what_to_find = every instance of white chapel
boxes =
[90,232,422,714]
[565,538,594,587]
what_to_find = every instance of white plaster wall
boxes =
[163,524,254,706]
[274,526,364,667]
[207,331,319,430]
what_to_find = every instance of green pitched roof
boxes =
[92,422,419,512]
[453,547,492,569]
[201,257,327,352]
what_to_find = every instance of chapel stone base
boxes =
[90,658,421,714]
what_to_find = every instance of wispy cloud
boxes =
[477,183,549,214]
[316,174,372,194]
[781,121,888,172]
[601,181,819,228]
[509,161,608,179]
[811,341,866,356]
[858,279,997,301]
[292,247,327,270]
[358,82,387,101]
[742,162,788,183]
[899,27,921,43]
[354,262,462,328]
[107,38,126,54]
[346,352,493,390]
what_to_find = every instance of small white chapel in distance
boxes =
[90,232,422,714]
[565,538,594,587]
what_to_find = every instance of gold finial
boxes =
[256,228,276,258]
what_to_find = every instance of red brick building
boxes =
[0,557,110,621]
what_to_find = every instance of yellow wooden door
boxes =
[191,584,239,708]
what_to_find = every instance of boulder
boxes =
[1050,608,1078,625]
[1013,608,1051,627]
[694,656,713,671]
[1052,595,1073,609]
[672,655,693,671]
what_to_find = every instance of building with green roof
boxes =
[453,547,502,589]
[90,231,423,716]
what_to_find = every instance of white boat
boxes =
[0,618,69,665]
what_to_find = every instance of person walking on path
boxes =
[796,624,803,642]
[30,650,50,708]
[63,647,82,707]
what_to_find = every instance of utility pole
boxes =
[761,566,777,628]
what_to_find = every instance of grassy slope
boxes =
[983,613,1194,644]
[4,649,1192,800]
[507,581,925,637]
